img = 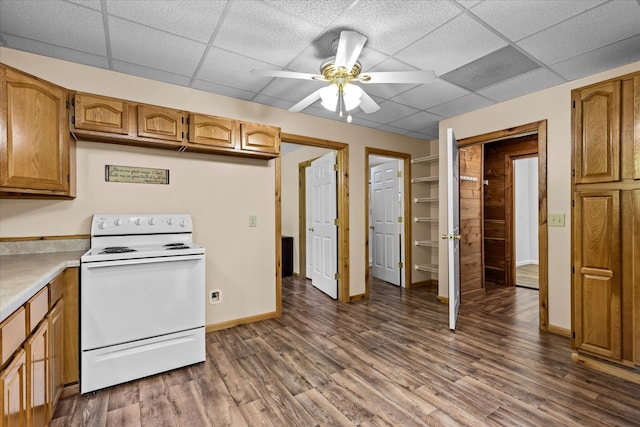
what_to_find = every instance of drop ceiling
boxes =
[1,0,639,140]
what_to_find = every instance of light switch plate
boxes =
[249,215,257,227]
[549,213,565,227]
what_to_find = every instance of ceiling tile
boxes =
[112,60,191,86]
[0,0,107,55]
[1,34,110,69]
[356,100,420,123]
[259,78,326,104]
[108,16,206,76]
[197,47,281,92]
[549,34,640,81]
[106,0,227,43]
[416,123,440,139]
[331,0,461,55]
[252,94,296,110]
[213,1,324,67]
[391,79,469,110]
[390,111,440,132]
[260,0,354,27]
[64,0,102,11]
[191,79,255,101]
[517,1,640,64]
[470,0,606,41]
[441,46,541,91]
[427,93,494,117]
[395,14,507,75]
[477,68,565,102]
[377,124,411,136]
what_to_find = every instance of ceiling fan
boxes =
[252,30,436,122]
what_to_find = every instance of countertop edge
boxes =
[0,254,81,323]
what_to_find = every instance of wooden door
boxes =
[0,350,26,427]
[137,105,184,142]
[573,190,621,360]
[240,122,280,155]
[459,145,483,295]
[188,113,238,150]
[25,320,48,427]
[48,300,64,415]
[573,80,620,184]
[73,92,130,134]
[0,66,70,194]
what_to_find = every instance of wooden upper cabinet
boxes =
[187,113,238,150]
[72,92,129,134]
[573,190,621,360]
[0,65,72,196]
[240,122,280,156]
[137,104,183,143]
[573,80,621,184]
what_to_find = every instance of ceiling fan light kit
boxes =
[253,30,436,122]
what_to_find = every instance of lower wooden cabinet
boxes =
[0,267,77,426]
[25,321,48,427]
[0,350,26,427]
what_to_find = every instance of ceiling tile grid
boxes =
[0,0,639,141]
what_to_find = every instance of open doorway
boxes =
[456,120,549,329]
[276,133,350,310]
[364,148,412,297]
[514,156,539,290]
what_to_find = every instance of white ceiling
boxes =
[1,0,639,140]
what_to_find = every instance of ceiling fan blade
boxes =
[359,89,380,114]
[288,88,324,113]
[251,69,323,81]
[359,70,437,84]
[335,31,367,70]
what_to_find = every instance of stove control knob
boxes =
[135,218,143,225]
[167,218,174,225]
[98,221,107,230]
[148,218,156,225]
[114,218,123,226]
[180,219,188,227]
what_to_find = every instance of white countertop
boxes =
[0,251,84,323]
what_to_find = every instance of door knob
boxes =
[370,226,375,230]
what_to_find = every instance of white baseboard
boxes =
[516,260,539,267]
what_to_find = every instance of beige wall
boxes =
[0,48,432,326]
[438,61,640,331]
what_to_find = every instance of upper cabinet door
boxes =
[137,105,183,142]
[240,122,280,156]
[573,80,621,184]
[73,92,130,135]
[188,113,238,150]
[0,66,71,195]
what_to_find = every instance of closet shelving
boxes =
[411,153,439,277]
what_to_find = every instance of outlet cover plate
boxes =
[549,213,565,227]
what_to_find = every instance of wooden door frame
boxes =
[364,148,412,297]
[277,133,350,311]
[458,120,549,330]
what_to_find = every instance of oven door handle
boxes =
[83,255,204,268]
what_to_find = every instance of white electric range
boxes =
[80,214,205,394]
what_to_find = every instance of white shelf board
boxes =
[414,217,438,222]
[411,154,439,164]
[415,240,439,247]
[414,197,439,203]
[411,176,438,183]
[415,264,439,273]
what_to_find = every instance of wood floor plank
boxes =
[52,276,640,426]
[106,403,141,427]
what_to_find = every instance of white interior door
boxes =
[446,128,461,330]
[310,151,338,299]
[371,160,400,285]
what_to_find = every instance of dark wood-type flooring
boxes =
[52,276,640,426]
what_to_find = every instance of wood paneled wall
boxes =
[459,145,483,296]
[483,135,538,286]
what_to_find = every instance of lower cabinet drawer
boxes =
[0,307,26,366]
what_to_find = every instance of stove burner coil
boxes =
[100,246,137,254]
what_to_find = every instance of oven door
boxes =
[81,254,205,350]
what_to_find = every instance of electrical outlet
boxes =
[249,215,257,227]
[209,289,221,305]
[549,213,565,227]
